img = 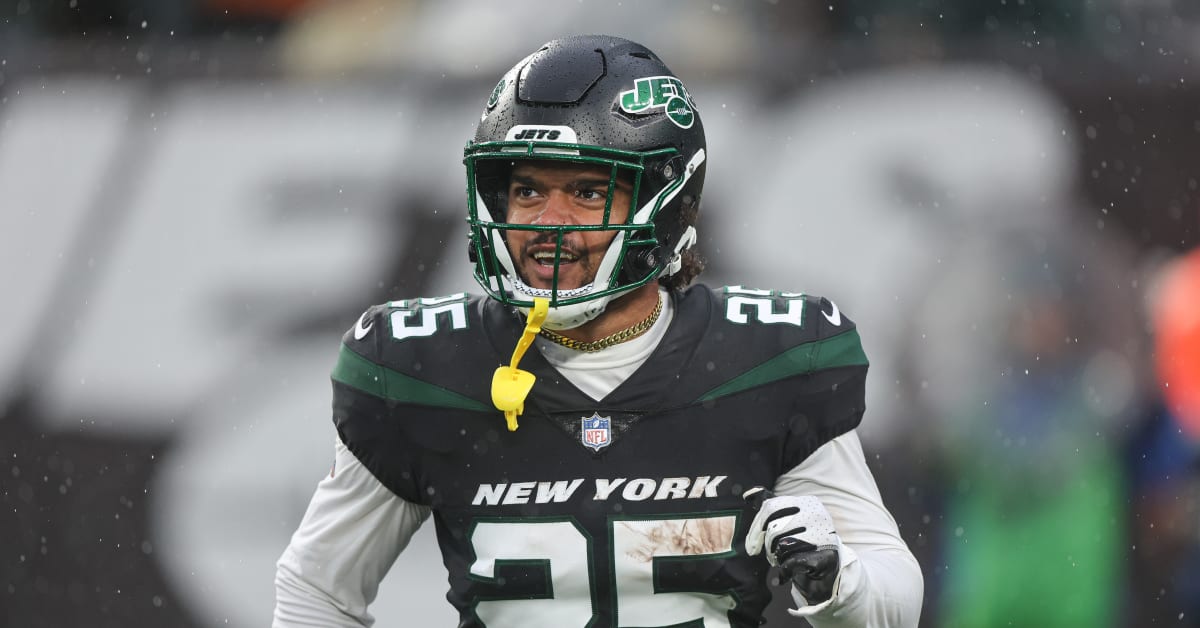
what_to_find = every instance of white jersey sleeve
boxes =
[773,430,924,628]
[273,438,431,627]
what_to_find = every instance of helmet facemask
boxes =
[466,140,697,329]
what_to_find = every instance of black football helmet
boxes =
[464,35,706,329]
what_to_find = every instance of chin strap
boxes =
[665,226,698,276]
[507,276,606,331]
[491,298,550,431]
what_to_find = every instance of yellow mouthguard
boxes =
[491,298,549,431]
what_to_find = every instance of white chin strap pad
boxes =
[507,276,614,330]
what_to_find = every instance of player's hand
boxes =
[743,487,841,605]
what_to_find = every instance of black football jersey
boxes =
[331,285,868,628]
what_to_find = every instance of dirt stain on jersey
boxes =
[622,517,735,562]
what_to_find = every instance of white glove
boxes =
[744,487,844,607]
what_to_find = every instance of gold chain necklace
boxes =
[538,295,663,352]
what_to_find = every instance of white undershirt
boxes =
[535,288,675,400]
[274,291,923,627]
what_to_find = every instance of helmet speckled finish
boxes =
[465,34,707,329]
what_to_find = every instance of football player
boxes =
[274,35,923,627]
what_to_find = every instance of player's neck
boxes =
[558,283,662,344]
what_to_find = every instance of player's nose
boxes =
[531,191,578,226]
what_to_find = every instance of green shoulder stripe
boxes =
[696,329,868,403]
[331,344,491,412]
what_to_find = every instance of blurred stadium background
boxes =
[2,0,1199,626]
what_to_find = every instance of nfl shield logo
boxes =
[581,413,611,452]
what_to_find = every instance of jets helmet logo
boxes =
[486,78,505,109]
[619,76,696,129]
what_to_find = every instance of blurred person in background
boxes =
[910,227,1145,627]
[1124,245,1200,625]
[273,35,923,627]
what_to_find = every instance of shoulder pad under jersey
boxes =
[331,293,496,412]
[685,285,869,403]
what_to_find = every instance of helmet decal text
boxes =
[502,125,581,155]
[504,125,579,143]
[618,76,696,128]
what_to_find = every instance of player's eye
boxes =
[576,189,606,202]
